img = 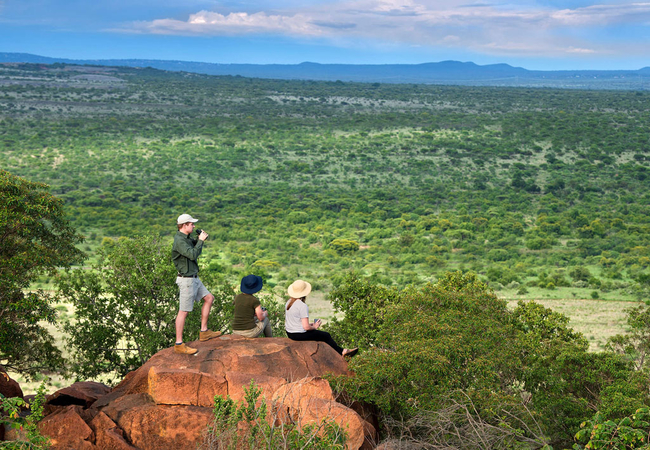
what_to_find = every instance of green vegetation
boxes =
[0,382,50,449]
[2,62,650,448]
[0,169,84,378]
[1,63,649,302]
[573,407,650,449]
[326,272,650,448]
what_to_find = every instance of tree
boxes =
[607,304,650,371]
[56,234,235,381]
[329,272,524,416]
[329,239,360,255]
[0,170,84,377]
[328,271,649,448]
[326,272,401,349]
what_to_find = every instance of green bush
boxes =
[573,407,650,450]
[0,382,50,449]
[326,272,401,349]
[328,272,649,448]
[328,239,360,255]
[0,170,84,377]
[331,272,521,416]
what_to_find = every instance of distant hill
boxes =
[1,52,649,90]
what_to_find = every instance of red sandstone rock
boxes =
[38,405,95,449]
[88,412,135,450]
[46,381,110,408]
[33,336,374,449]
[298,397,369,450]
[272,378,377,450]
[147,366,227,407]
[225,370,287,402]
[108,335,350,399]
[0,365,23,400]
[112,403,213,450]
[272,376,335,408]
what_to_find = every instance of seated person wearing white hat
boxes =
[171,213,222,355]
[232,274,273,338]
[284,279,357,357]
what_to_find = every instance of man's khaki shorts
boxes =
[176,276,210,312]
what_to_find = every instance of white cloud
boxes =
[117,0,650,57]
[130,10,321,36]
[566,47,596,54]
[550,2,650,26]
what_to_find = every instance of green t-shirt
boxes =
[232,293,261,331]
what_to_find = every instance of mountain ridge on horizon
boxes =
[1,51,649,89]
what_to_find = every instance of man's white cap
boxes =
[177,214,199,225]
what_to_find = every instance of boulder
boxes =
[31,335,375,449]
[111,403,214,450]
[38,405,95,449]
[225,370,287,402]
[107,335,350,399]
[47,381,111,408]
[0,366,22,441]
[0,365,23,399]
[44,381,111,416]
[272,376,335,407]
[272,378,377,450]
[88,412,135,450]
[147,367,227,407]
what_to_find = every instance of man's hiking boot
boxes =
[174,343,198,355]
[199,329,222,341]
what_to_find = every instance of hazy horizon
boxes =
[3,51,649,73]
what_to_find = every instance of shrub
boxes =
[573,408,650,450]
[0,382,50,449]
[326,272,400,349]
[331,272,521,417]
[607,304,650,371]
[0,170,84,377]
[328,239,360,255]
[328,272,648,448]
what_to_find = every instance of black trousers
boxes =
[286,330,343,355]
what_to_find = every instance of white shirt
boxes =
[285,299,309,333]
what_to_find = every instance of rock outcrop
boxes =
[0,366,23,400]
[0,365,24,441]
[30,335,376,449]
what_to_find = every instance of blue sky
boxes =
[1,0,649,70]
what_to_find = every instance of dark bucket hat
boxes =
[241,274,263,294]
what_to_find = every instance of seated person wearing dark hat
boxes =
[231,274,273,338]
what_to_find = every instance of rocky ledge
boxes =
[3,335,377,449]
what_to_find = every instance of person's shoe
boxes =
[343,348,358,358]
[199,329,222,341]
[174,343,198,355]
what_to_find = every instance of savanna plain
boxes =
[2,62,650,449]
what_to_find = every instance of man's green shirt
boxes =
[171,231,204,276]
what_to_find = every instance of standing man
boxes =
[172,213,221,355]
